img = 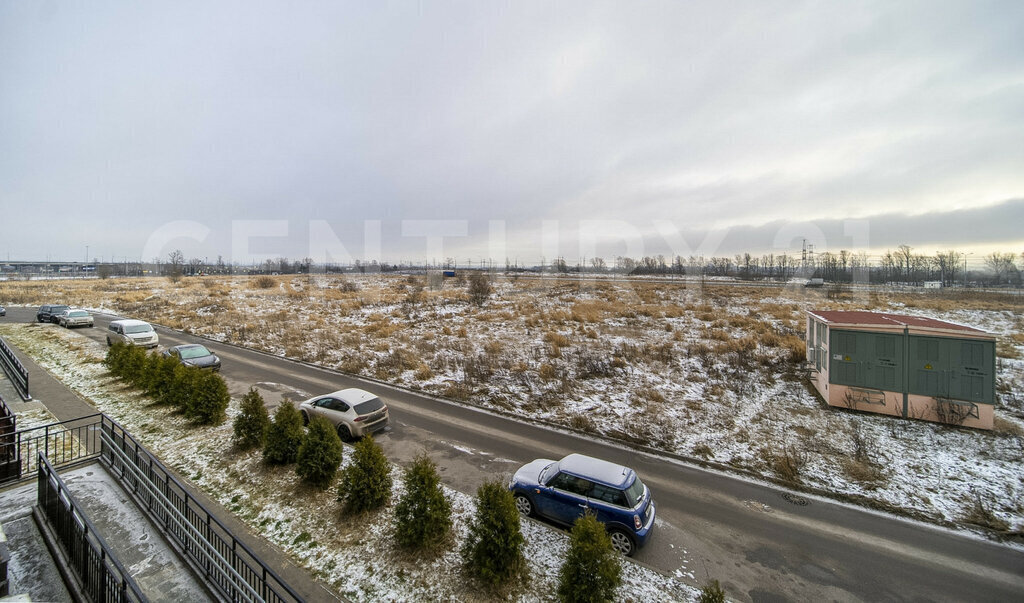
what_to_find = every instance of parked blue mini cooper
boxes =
[509,453,656,555]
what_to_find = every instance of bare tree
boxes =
[984,252,1019,285]
[895,245,914,284]
[614,256,636,273]
[850,251,870,283]
[933,250,962,288]
[910,254,930,286]
[167,249,185,283]
[880,251,896,284]
[709,257,732,277]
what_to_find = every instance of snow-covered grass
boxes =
[0,323,698,601]
[2,275,1023,536]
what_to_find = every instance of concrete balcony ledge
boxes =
[1,460,212,602]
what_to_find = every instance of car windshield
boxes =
[125,324,153,334]
[178,346,211,359]
[52,306,68,312]
[539,462,555,484]
[70,311,89,317]
[354,398,384,415]
[624,477,646,508]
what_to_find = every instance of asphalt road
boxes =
[5,307,1024,602]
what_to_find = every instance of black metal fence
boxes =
[0,414,102,484]
[37,453,146,603]
[0,338,29,400]
[100,417,303,603]
[0,392,15,481]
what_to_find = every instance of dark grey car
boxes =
[37,304,69,322]
[162,344,221,371]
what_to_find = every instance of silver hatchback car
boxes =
[298,388,389,441]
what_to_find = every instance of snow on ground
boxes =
[0,322,699,602]
[2,275,1022,535]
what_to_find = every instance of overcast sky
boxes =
[2,1,1022,265]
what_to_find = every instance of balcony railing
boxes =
[37,453,146,603]
[0,338,29,400]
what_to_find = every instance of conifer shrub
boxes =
[104,342,128,376]
[337,435,392,514]
[122,344,148,387]
[233,388,271,450]
[461,479,524,587]
[146,353,181,402]
[184,369,230,425]
[698,579,726,603]
[263,400,305,465]
[296,416,344,489]
[393,453,452,550]
[105,345,226,425]
[105,342,146,385]
[140,351,162,396]
[163,364,199,410]
[556,513,622,603]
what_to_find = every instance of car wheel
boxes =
[513,494,534,517]
[337,423,353,442]
[608,530,635,556]
[300,411,309,426]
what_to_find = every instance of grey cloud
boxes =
[1,1,1022,262]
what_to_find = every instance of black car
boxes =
[37,304,69,323]
[162,344,222,371]
[0,306,6,317]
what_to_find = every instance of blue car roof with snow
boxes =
[556,453,635,489]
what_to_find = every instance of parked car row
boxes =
[34,305,221,373]
[37,304,70,323]
[36,304,94,328]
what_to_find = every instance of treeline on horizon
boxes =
[7,246,1023,287]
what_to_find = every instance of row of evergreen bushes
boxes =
[104,344,719,600]
[104,342,229,425]
[231,392,623,601]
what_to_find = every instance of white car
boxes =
[298,388,390,441]
[106,319,159,348]
[57,309,94,328]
